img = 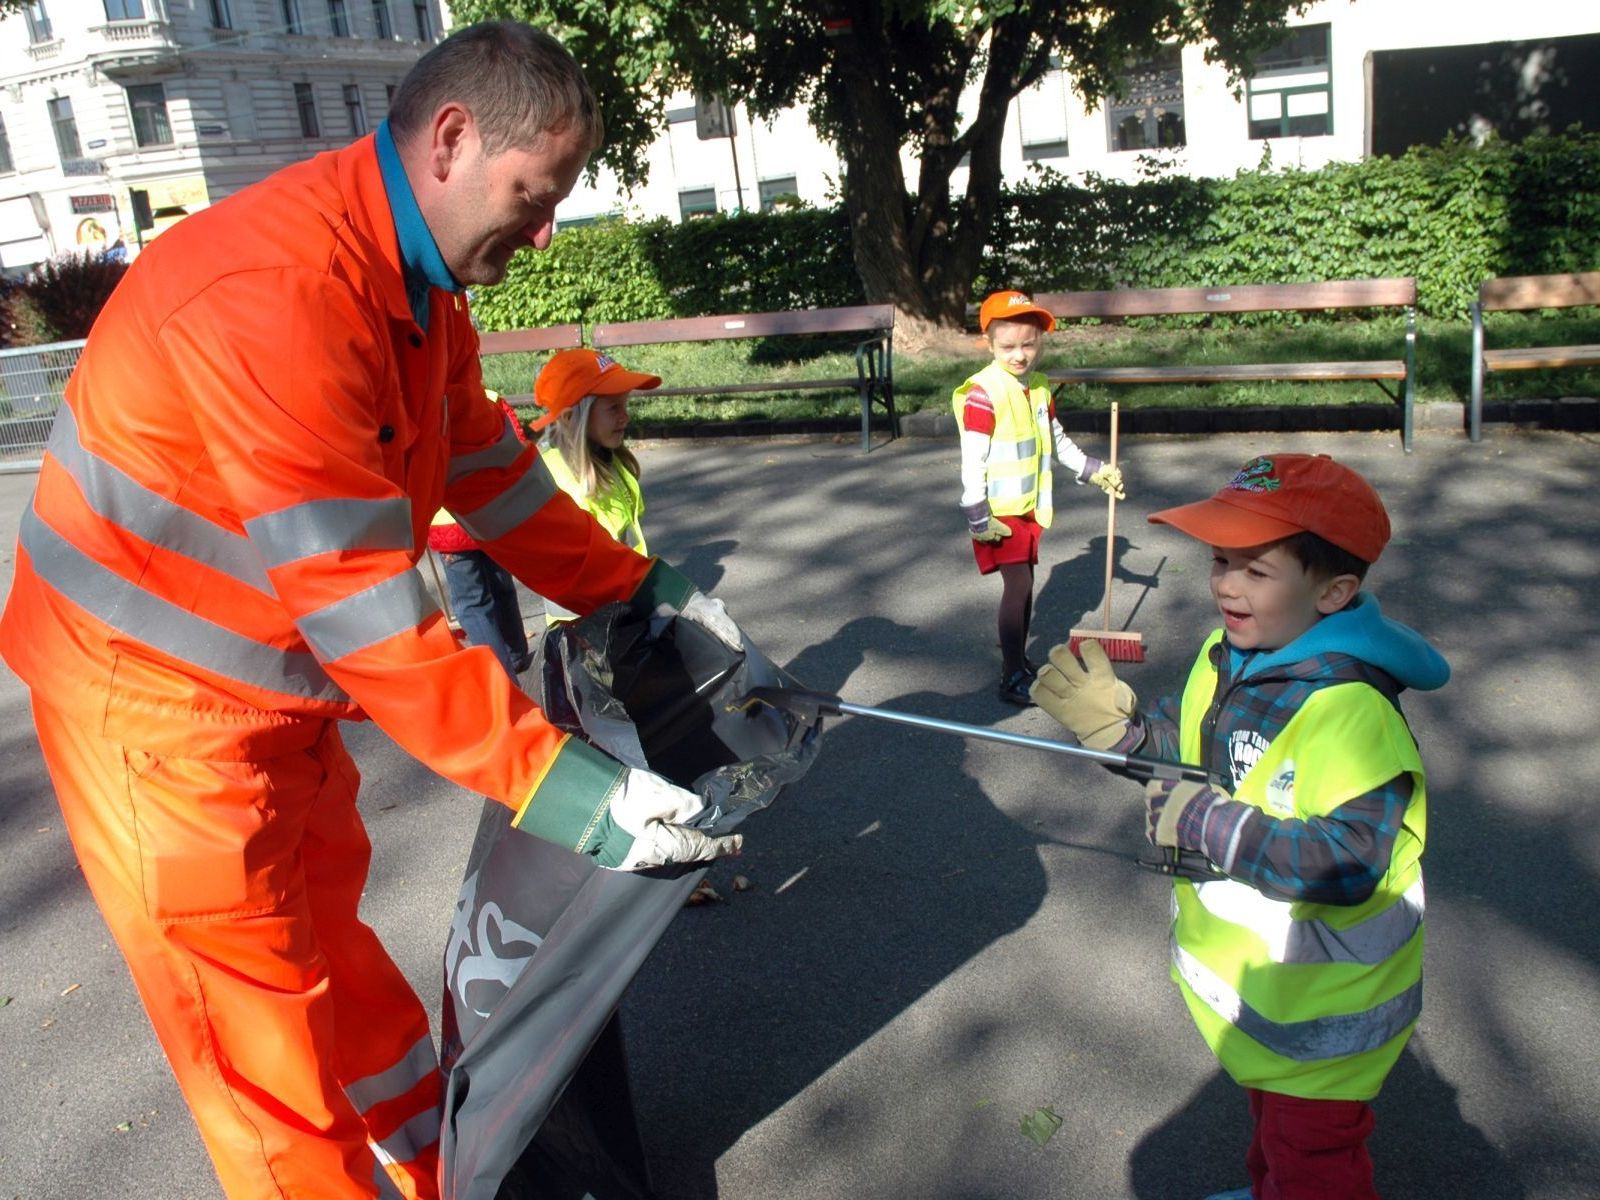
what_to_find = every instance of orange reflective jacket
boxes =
[0,135,662,814]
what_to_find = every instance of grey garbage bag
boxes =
[439,601,821,1200]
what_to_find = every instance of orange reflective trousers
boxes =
[33,698,441,1199]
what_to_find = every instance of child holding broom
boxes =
[1031,452,1450,1200]
[953,289,1125,705]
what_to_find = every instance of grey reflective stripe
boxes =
[1192,877,1425,966]
[372,1104,443,1166]
[446,414,526,485]
[46,405,273,594]
[20,506,347,702]
[988,474,1038,500]
[245,497,414,569]
[346,1035,438,1114]
[297,567,440,661]
[986,436,1038,462]
[1172,936,1422,1061]
[456,459,557,543]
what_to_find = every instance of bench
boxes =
[477,324,585,407]
[1033,279,1420,452]
[589,304,897,451]
[1469,271,1600,442]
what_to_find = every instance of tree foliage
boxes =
[454,0,1308,329]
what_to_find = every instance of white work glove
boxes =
[1083,459,1126,500]
[601,766,743,871]
[680,590,743,651]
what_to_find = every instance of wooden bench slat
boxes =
[1034,278,1416,319]
[650,378,860,398]
[477,324,583,354]
[1480,272,1600,312]
[1481,344,1600,371]
[1047,360,1407,386]
[592,304,893,348]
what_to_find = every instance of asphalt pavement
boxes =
[1,422,1597,1200]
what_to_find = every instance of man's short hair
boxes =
[388,20,602,157]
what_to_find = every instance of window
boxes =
[48,96,81,163]
[295,82,319,137]
[328,0,348,37]
[758,175,799,211]
[412,1,430,40]
[0,116,13,174]
[103,0,146,19]
[282,0,302,34]
[678,187,717,220]
[128,83,173,147]
[343,84,367,136]
[1019,65,1070,161]
[210,0,231,27]
[371,0,391,39]
[24,2,53,42]
[1107,45,1186,151]
[1247,24,1332,139]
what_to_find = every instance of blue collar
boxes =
[375,120,460,330]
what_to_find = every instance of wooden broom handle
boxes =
[1102,401,1119,632]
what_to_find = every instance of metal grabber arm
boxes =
[728,686,1224,880]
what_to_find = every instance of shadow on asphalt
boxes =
[619,614,1051,1196]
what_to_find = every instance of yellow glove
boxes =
[1029,639,1136,750]
[1088,462,1126,500]
[971,516,1014,544]
[1145,779,1231,849]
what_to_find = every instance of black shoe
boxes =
[998,669,1034,706]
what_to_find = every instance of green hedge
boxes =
[474,129,1600,330]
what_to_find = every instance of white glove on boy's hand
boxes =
[680,591,743,651]
[602,766,743,871]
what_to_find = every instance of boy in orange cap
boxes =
[1032,453,1449,1200]
[953,289,1124,705]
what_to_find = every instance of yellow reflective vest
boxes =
[540,446,646,623]
[1170,631,1426,1101]
[951,362,1056,527]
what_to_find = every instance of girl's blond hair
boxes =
[543,393,640,498]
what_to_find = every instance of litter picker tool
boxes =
[730,685,1222,879]
[1069,400,1145,662]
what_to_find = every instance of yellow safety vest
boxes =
[1171,631,1426,1101]
[951,362,1055,527]
[541,446,646,623]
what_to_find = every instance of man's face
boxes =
[432,121,592,287]
[986,319,1044,378]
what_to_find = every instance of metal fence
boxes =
[0,338,85,474]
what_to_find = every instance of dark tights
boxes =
[997,561,1034,676]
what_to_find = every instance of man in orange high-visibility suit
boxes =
[0,22,746,1200]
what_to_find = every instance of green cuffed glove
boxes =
[1029,638,1136,749]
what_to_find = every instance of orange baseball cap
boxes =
[529,349,661,431]
[1148,453,1391,563]
[979,290,1056,333]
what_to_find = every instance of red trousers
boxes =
[33,699,441,1199]
[1245,1087,1378,1200]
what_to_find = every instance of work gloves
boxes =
[1145,779,1232,850]
[1030,639,1137,750]
[598,766,743,871]
[680,590,743,651]
[962,500,1014,543]
[1084,459,1126,500]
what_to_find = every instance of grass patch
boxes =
[481,310,1600,430]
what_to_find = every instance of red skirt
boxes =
[971,512,1042,574]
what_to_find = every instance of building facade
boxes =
[556,0,1599,229]
[0,0,442,272]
